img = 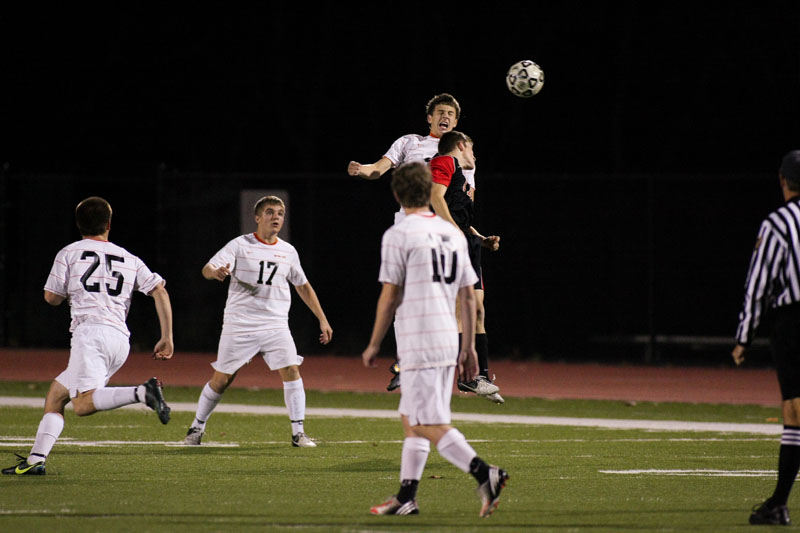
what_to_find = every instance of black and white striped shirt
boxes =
[736,196,800,345]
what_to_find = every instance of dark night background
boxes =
[2,4,799,365]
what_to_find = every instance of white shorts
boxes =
[398,365,455,426]
[212,328,303,375]
[55,324,130,397]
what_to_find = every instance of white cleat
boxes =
[484,392,505,404]
[291,432,317,448]
[184,427,204,445]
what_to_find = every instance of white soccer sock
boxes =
[28,413,64,464]
[283,378,306,435]
[400,437,430,481]
[192,382,223,429]
[436,428,477,473]
[91,387,138,411]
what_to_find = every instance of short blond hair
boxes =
[254,195,285,215]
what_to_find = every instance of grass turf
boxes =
[0,382,788,532]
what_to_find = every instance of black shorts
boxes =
[770,304,800,400]
[466,233,484,291]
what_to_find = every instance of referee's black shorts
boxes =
[466,233,484,291]
[771,303,800,400]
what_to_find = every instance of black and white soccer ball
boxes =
[506,60,544,98]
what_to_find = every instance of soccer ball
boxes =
[506,60,544,97]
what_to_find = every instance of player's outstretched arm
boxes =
[294,282,333,345]
[470,226,501,251]
[202,262,231,281]
[347,157,393,180]
[43,290,66,306]
[430,183,459,229]
[456,285,479,383]
[150,283,174,360]
[362,283,403,367]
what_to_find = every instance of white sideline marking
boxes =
[600,469,776,478]
[0,396,782,434]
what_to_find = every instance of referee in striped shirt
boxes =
[734,149,800,526]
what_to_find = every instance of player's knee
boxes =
[210,372,234,393]
[72,398,94,417]
[280,365,301,382]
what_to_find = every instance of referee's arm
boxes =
[733,221,780,364]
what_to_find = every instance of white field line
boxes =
[600,469,776,478]
[0,396,782,435]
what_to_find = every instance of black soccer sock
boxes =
[476,333,490,379]
[469,456,490,484]
[769,425,800,506]
[397,479,419,503]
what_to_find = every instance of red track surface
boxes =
[0,348,780,406]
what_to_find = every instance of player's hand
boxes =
[482,235,500,251]
[732,344,746,366]
[362,345,379,368]
[319,321,333,345]
[347,161,362,177]
[153,337,174,360]
[457,347,479,383]
[213,263,232,281]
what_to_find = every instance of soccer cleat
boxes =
[386,361,401,391]
[749,500,791,525]
[143,377,171,424]
[291,432,317,448]
[370,495,419,515]
[2,454,46,476]
[458,376,500,396]
[184,427,204,445]
[484,392,505,404]
[477,466,509,517]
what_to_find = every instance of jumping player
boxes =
[184,196,332,448]
[430,130,503,403]
[2,196,173,476]
[362,162,509,517]
[347,93,477,391]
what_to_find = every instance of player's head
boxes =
[426,93,461,137]
[780,150,800,192]
[392,162,432,208]
[254,195,285,216]
[75,196,112,237]
[254,195,286,238]
[439,130,476,170]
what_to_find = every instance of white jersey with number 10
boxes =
[378,212,478,370]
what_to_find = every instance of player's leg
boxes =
[72,327,170,423]
[264,329,315,447]
[2,380,69,475]
[186,331,254,445]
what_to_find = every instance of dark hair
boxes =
[75,197,112,236]
[780,150,800,191]
[426,93,461,119]
[254,195,285,215]
[438,130,473,155]
[392,162,432,208]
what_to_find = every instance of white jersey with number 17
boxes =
[208,233,308,332]
[43,239,165,337]
[378,212,478,370]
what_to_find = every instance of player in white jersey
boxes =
[3,197,174,476]
[184,196,332,448]
[348,93,476,392]
[362,162,509,517]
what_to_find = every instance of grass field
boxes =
[0,382,792,532]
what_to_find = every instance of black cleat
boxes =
[143,377,170,424]
[386,361,401,391]
[2,454,46,476]
[749,500,790,525]
[477,466,509,517]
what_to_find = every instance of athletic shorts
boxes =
[398,365,455,426]
[55,324,130,397]
[466,233,484,290]
[771,304,800,400]
[212,327,303,375]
